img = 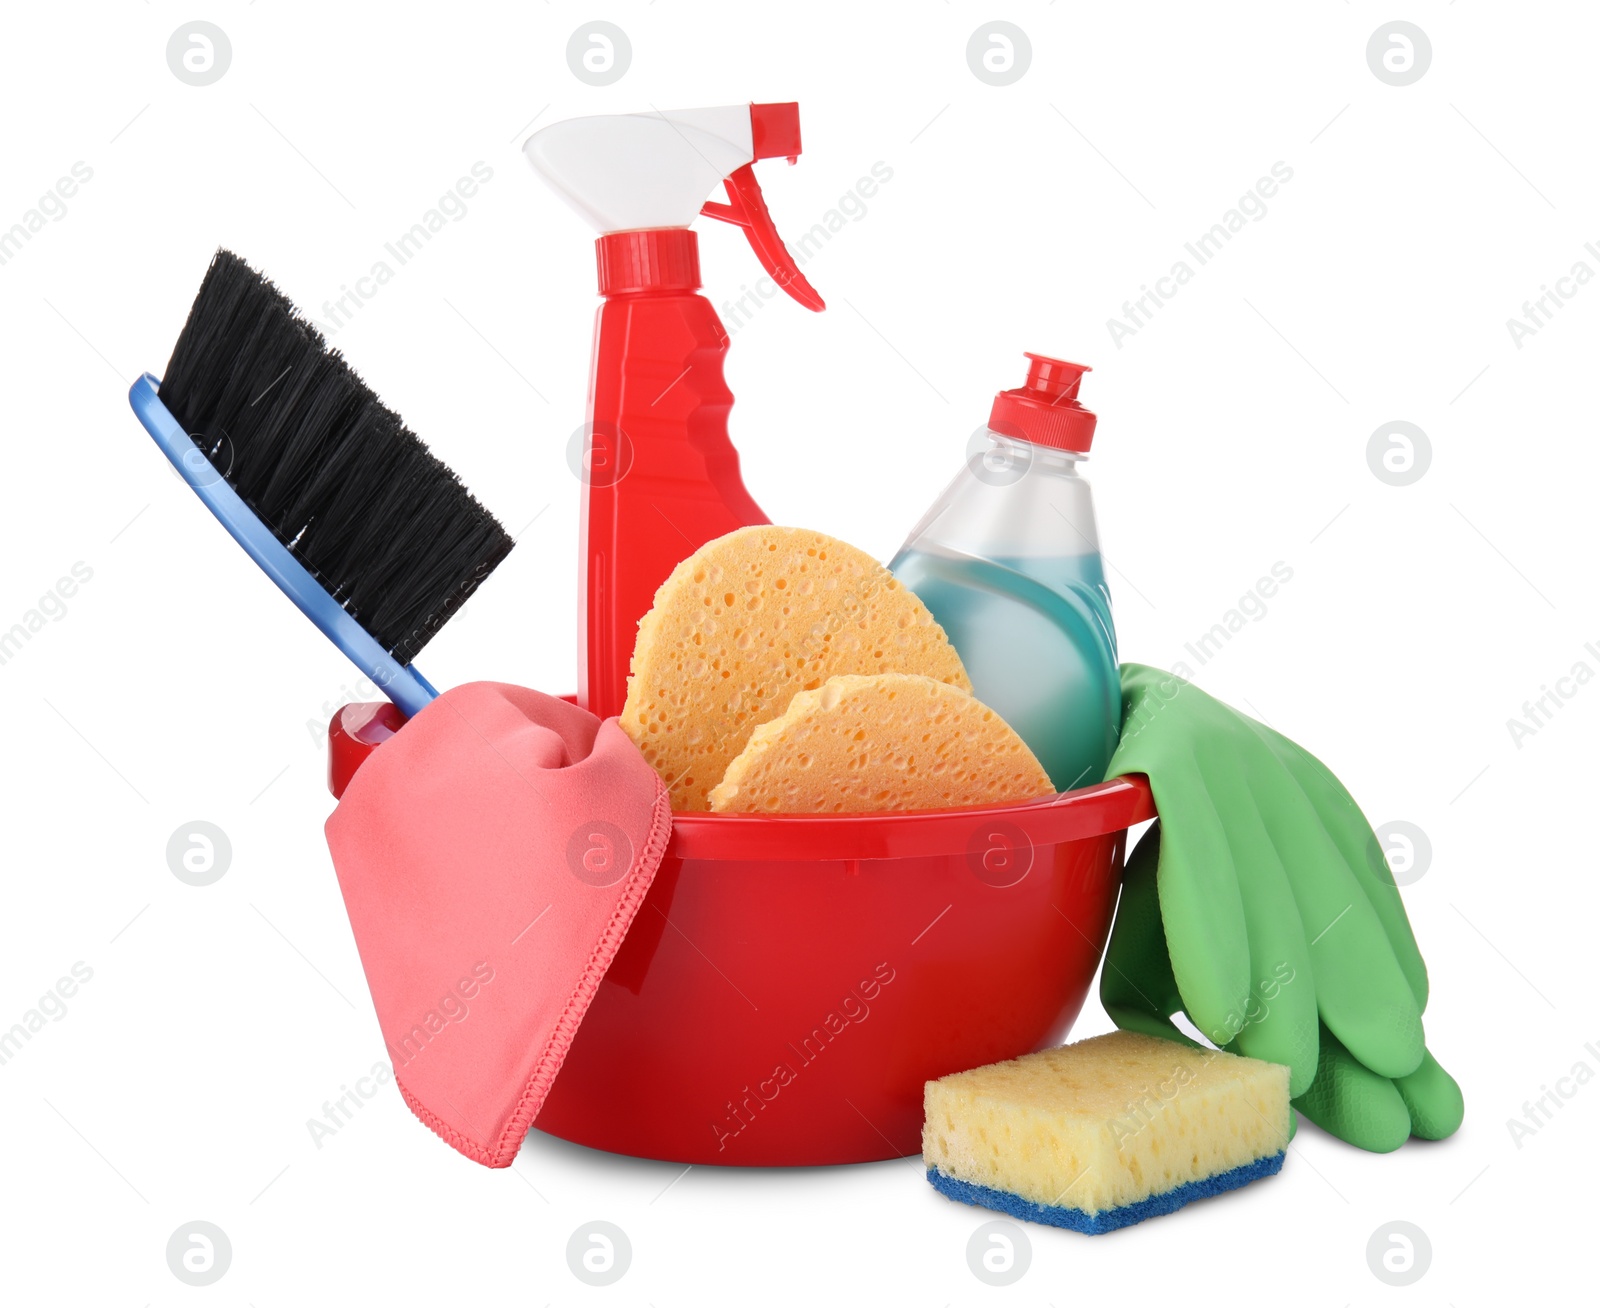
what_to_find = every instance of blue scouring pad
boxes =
[927,1152,1286,1235]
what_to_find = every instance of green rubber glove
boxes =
[1099,664,1463,1151]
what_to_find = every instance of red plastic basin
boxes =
[328,703,1153,1166]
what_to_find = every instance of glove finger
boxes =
[1144,756,1253,1052]
[1279,736,1429,1008]
[1292,1023,1411,1152]
[1101,824,1190,1037]
[1395,1049,1465,1141]
[1103,824,1292,1139]
[1198,759,1319,1097]
[1244,725,1424,1079]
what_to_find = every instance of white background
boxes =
[1,1,1595,1302]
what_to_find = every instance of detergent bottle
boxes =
[524,104,824,718]
[890,356,1120,792]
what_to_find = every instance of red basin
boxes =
[328,704,1152,1166]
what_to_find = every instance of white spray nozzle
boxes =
[525,103,822,311]
[524,105,759,233]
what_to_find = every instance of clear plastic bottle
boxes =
[890,356,1119,792]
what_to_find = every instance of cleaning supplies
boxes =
[524,104,824,720]
[923,1030,1290,1233]
[707,673,1053,814]
[619,525,969,811]
[1101,664,1464,1149]
[325,681,671,1167]
[891,356,1119,793]
[128,250,512,717]
[325,695,1153,1167]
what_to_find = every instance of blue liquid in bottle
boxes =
[890,545,1119,792]
[889,355,1120,793]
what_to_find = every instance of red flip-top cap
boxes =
[988,354,1097,453]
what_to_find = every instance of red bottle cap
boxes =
[988,354,1097,453]
[596,229,701,296]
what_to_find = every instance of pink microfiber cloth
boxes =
[324,682,672,1167]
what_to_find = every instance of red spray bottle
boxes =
[525,103,825,718]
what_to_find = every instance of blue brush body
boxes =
[130,373,439,717]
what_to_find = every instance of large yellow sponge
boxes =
[924,1031,1290,1234]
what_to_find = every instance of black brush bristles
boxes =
[160,249,513,666]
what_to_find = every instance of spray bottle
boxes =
[525,103,824,718]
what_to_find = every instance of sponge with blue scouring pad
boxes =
[923,1030,1290,1235]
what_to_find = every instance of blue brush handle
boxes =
[129,373,439,718]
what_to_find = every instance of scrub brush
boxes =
[129,249,512,716]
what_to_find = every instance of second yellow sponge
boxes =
[923,1031,1291,1234]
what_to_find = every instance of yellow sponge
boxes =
[621,526,970,812]
[923,1031,1290,1234]
[707,673,1053,814]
